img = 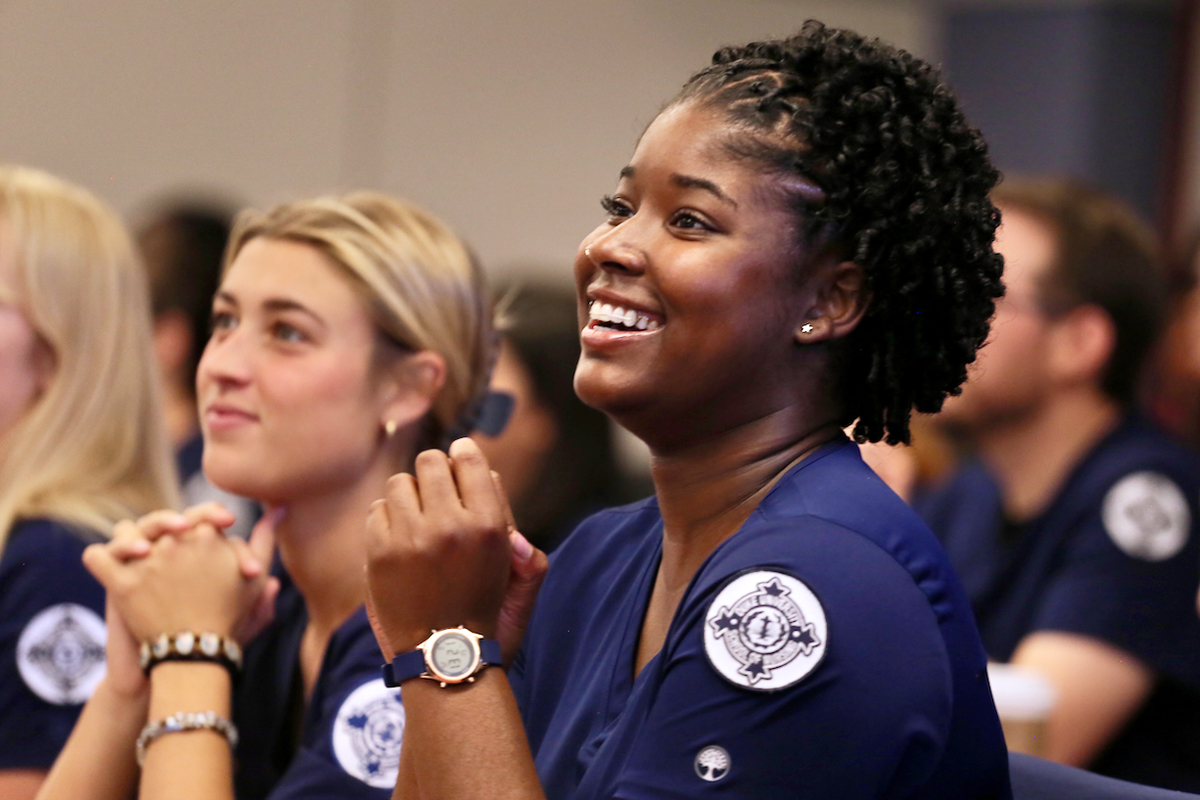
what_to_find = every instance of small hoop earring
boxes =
[384,419,397,438]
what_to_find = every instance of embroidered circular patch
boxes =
[1102,471,1190,561]
[704,570,827,691]
[332,678,405,787]
[17,603,107,705]
[694,744,731,782]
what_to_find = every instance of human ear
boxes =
[379,350,447,435]
[794,260,870,344]
[1048,304,1114,385]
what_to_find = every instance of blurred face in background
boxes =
[938,205,1061,434]
[472,339,556,509]
[0,229,53,447]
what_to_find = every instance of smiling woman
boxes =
[35,192,497,800]
[364,20,1011,800]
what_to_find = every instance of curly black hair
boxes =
[674,21,1003,444]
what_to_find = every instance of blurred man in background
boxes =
[917,178,1200,791]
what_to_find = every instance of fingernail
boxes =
[511,531,533,561]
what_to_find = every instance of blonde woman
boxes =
[40,191,527,800]
[0,166,178,800]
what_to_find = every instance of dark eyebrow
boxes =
[671,174,737,208]
[617,166,738,208]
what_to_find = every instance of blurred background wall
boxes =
[0,0,1189,275]
[0,0,929,283]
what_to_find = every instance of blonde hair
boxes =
[0,166,179,549]
[226,191,493,450]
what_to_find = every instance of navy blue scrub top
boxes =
[917,415,1200,791]
[0,518,106,770]
[234,573,402,800]
[511,438,1011,800]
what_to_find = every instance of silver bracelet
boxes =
[135,711,238,766]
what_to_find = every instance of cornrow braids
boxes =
[675,21,1003,444]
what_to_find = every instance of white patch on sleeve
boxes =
[704,570,827,691]
[1102,471,1190,561]
[16,602,107,705]
[332,678,405,787]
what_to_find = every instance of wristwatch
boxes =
[383,627,502,688]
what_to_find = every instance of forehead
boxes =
[221,237,368,313]
[994,204,1058,295]
[630,103,822,211]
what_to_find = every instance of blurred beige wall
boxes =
[0,0,931,281]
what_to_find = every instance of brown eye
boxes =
[600,195,633,219]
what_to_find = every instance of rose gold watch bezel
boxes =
[419,627,483,686]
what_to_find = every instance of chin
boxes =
[202,452,278,504]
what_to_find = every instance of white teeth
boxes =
[587,300,659,331]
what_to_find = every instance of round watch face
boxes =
[427,631,480,682]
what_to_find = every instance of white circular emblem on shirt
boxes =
[704,570,827,691]
[694,744,731,782]
[16,603,107,705]
[1102,471,1190,561]
[332,678,405,787]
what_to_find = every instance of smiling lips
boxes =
[204,402,258,432]
[587,300,662,332]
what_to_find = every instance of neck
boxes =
[272,459,398,640]
[649,405,842,591]
[974,387,1121,521]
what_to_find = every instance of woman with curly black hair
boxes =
[365,21,1011,799]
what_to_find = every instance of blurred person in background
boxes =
[138,201,256,538]
[917,177,1200,790]
[1145,231,1200,448]
[474,282,645,552]
[0,166,178,800]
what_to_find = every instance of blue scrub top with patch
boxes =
[916,415,1200,790]
[0,518,106,769]
[234,574,401,800]
[511,438,1011,800]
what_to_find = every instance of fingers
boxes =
[413,448,462,513]
[447,438,501,518]
[107,502,240,563]
[181,502,238,530]
[82,542,123,589]
[240,506,284,579]
[491,470,517,534]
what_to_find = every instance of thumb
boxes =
[81,542,122,588]
[242,506,285,578]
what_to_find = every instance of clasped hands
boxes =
[81,503,282,696]
[85,437,548,696]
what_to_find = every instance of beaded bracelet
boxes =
[138,632,243,677]
[135,710,238,766]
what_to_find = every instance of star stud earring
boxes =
[800,323,814,334]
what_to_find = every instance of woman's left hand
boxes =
[365,438,516,657]
[83,523,267,641]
